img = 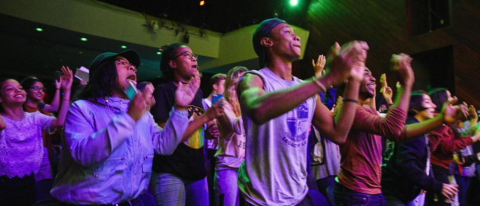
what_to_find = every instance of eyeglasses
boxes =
[115,59,136,69]
[30,86,46,92]
[173,52,198,60]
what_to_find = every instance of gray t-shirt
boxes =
[238,68,317,205]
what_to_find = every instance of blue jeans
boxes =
[334,183,386,206]
[243,190,327,206]
[214,169,239,206]
[454,175,472,206]
[150,172,209,206]
[316,176,336,206]
[384,195,421,206]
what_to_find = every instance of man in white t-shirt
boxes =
[236,18,368,206]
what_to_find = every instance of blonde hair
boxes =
[224,66,248,117]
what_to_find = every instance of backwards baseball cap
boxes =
[89,50,140,79]
[252,18,286,68]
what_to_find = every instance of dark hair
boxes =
[160,43,187,81]
[428,88,449,113]
[408,90,427,116]
[136,81,152,92]
[209,73,226,87]
[0,78,19,113]
[78,61,118,101]
[19,76,42,91]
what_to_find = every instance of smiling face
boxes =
[114,56,137,95]
[0,79,27,107]
[27,81,45,102]
[169,46,198,82]
[415,94,437,120]
[267,23,302,61]
[359,68,377,99]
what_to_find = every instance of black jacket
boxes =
[381,116,443,203]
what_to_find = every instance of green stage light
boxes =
[36,28,43,32]
[80,37,88,42]
[290,0,298,6]
[121,45,127,49]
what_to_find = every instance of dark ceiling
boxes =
[0,0,312,89]
[99,0,312,33]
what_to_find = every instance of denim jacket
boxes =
[51,97,189,205]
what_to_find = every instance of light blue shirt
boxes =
[51,97,189,205]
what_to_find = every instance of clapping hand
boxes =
[60,66,73,91]
[175,76,200,110]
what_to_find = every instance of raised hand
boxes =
[379,73,387,89]
[55,79,62,90]
[175,76,200,109]
[60,66,73,91]
[326,41,368,85]
[325,41,369,85]
[312,55,326,78]
[469,105,478,123]
[382,86,393,104]
[442,97,469,123]
[127,91,147,122]
[390,54,414,86]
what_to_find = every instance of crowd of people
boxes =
[1,18,479,206]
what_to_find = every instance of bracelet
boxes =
[343,98,358,103]
[311,77,326,92]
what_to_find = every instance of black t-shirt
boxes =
[151,81,207,180]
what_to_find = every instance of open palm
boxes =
[175,76,200,107]
[60,66,73,90]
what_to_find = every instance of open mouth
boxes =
[367,83,376,89]
[126,75,137,84]
[14,94,24,98]
[192,64,198,69]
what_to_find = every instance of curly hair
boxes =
[159,43,187,81]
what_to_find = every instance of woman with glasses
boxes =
[0,66,72,206]
[21,74,63,113]
[150,43,223,206]
[18,70,71,202]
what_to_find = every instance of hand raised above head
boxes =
[60,66,74,90]
[312,55,326,78]
[468,105,478,122]
[442,97,470,123]
[390,54,414,86]
[324,41,369,85]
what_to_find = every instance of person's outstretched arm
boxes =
[44,77,62,112]
[238,41,369,125]
[50,66,73,128]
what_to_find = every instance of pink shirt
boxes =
[339,105,407,194]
